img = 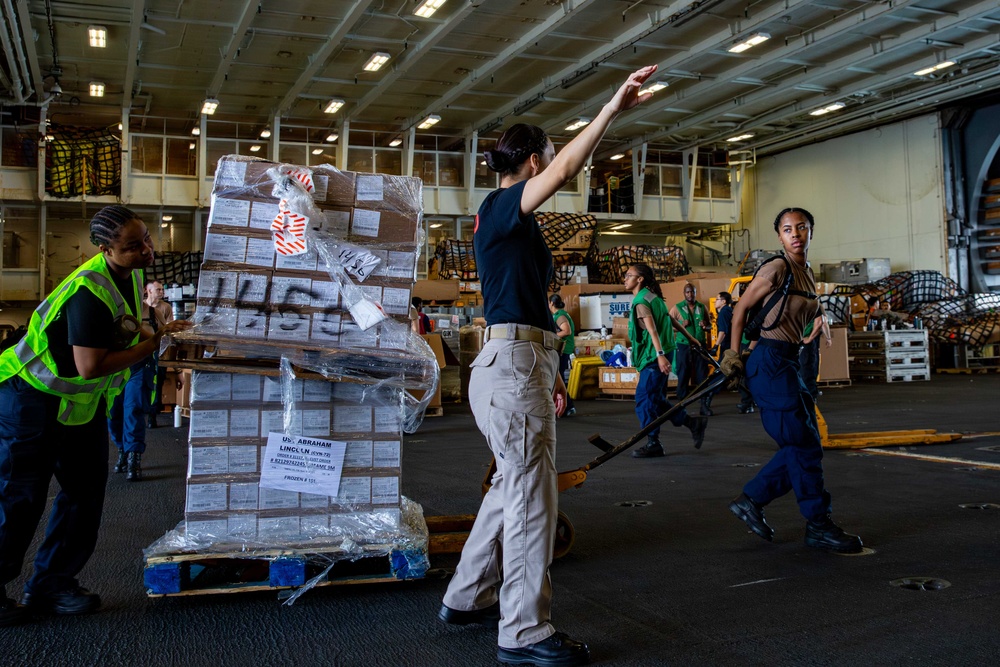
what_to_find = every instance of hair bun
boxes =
[483,149,509,173]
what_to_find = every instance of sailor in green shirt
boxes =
[548,294,576,416]
[670,282,712,414]
[624,263,707,458]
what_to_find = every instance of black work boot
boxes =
[21,586,101,615]
[685,415,708,449]
[804,516,863,553]
[1,596,31,627]
[147,414,158,429]
[729,493,774,542]
[126,452,143,482]
[700,395,714,416]
[631,441,665,458]
[498,631,590,666]
[737,402,756,414]
[113,449,127,474]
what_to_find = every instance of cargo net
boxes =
[432,239,477,280]
[821,270,1000,349]
[588,245,689,285]
[549,251,589,290]
[146,251,204,287]
[45,124,121,198]
[536,212,597,250]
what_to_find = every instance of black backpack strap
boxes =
[745,254,813,338]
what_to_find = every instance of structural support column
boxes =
[336,120,350,170]
[632,143,647,221]
[680,146,699,223]
[466,131,478,215]
[269,116,281,163]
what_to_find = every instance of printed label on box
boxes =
[230,409,261,438]
[259,486,300,510]
[299,492,330,510]
[386,251,416,279]
[337,476,371,505]
[189,446,229,476]
[197,270,238,301]
[351,209,381,237]
[374,406,401,433]
[312,173,329,201]
[210,197,251,228]
[332,383,366,402]
[267,311,311,341]
[249,201,280,230]
[230,375,262,402]
[321,209,350,236]
[186,519,228,538]
[191,371,231,402]
[264,377,302,403]
[310,280,339,308]
[204,233,248,264]
[235,309,267,338]
[194,306,237,336]
[258,516,300,538]
[260,432,348,497]
[227,514,257,538]
[261,409,303,435]
[216,160,248,189]
[372,476,399,505]
[303,380,331,402]
[190,409,229,439]
[381,287,411,316]
[311,312,342,342]
[356,174,384,202]
[245,237,276,268]
[276,247,319,272]
[186,482,228,513]
[340,321,377,348]
[334,405,373,432]
[270,276,314,306]
[229,482,259,510]
[302,409,331,436]
[228,445,258,473]
[236,273,269,304]
[345,440,374,468]
[373,440,401,468]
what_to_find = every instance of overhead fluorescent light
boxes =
[914,61,955,76]
[162,215,173,222]
[324,98,345,114]
[325,133,338,143]
[726,133,755,142]
[429,223,443,229]
[259,128,271,138]
[418,114,441,129]
[638,81,668,96]
[414,0,447,18]
[117,122,123,131]
[363,52,391,72]
[311,148,323,155]
[249,145,261,152]
[610,153,625,160]
[565,117,590,132]
[610,223,632,230]
[191,127,201,136]
[89,82,105,97]
[88,25,107,48]
[809,102,846,116]
[728,32,770,54]
[200,98,219,115]
[389,138,402,147]
[160,223,169,228]
[188,142,195,150]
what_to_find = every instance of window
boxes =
[347,147,374,173]
[166,138,196,176]
[131,136,164,174]
[1,126,38,168]
[643,166,660,195]
[278,143,307,167]
[413,152,436,186]
[693,167,710,198]
[474,158,496,189]
[207,139,237,177]
[661,165,681,197]
[375,149,402,175]
[709,167,731,198]
[438,153,464,187]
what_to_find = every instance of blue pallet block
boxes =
[145,562,183,595]
[390,548,429,580]
[269,557,306,587]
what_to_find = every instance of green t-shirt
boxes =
[674,299,709,346]
[552,309,575,355]
[629,288,675,371]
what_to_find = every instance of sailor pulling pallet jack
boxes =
[721,207,864,553]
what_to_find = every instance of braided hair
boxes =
[631,263,662,298]
[90,205,140,247]
[773,207,815,232]
[483,124,549,178]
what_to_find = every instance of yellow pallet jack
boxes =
[816,406,962,449]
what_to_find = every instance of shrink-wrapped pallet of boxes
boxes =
[143,157,439,597]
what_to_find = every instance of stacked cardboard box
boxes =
[180,156,429,546]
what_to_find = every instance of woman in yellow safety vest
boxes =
[0,205,190,626]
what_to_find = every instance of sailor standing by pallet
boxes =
[721,207,863,553]
[438,64,658,667]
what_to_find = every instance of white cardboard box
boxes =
[579,293,633,330]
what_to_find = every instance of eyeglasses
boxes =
[624,273,640,279]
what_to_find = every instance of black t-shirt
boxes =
[474,180,554,330]
[47,269,140,378]
[717,304,733,338]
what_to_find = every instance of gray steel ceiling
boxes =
[2,0,999,156]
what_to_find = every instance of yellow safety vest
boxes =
[0,254,143,424]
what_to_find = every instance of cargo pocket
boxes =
[486,396,555,468]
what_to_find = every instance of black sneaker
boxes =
[728,493,774,542]
[498,632,590,666]
[113,450,127,474]
[21,586,101,615]
[437,601,500,628]
[1,597,31,627]
[737,403,756,414]
[805,516,863,553]
[689,416,708,449]
[631,443,665,458]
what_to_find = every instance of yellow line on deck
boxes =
[861,449,1000,470]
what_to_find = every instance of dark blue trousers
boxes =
[674,343,707,400]
[634,364,687,445]
[742,339,832,521]
[0,375,108,595]
[108,360,152,454]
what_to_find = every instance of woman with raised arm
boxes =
[438,65,657,667]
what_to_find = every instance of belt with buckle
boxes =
[484,324,561,351]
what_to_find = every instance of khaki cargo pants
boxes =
[442,330,560,649]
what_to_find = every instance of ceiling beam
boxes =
[208,0,260,97]
[122,0,144,111]
[15,0,43,98]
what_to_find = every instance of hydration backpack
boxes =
[743,254,817,341]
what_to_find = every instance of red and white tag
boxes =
[271,201,310,256]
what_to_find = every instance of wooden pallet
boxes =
[852,367,931,383]
[144,543,429,597]
[816,378,852,388]
[424,406,444,417]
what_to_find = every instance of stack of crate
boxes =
[848,329,930,383]
[179,155,431,547]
